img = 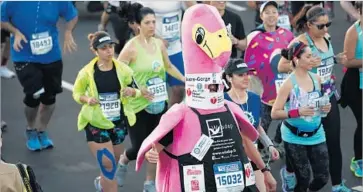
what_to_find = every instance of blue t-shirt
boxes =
[1,1,77,64]
[224,91,261,129]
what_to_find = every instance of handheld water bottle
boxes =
[320,93,330,118]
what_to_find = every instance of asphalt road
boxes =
[1,2,362,192]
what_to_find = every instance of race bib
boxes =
[213,161,245,192]
[317,64,334,83]
[275,79,285,93]
[243,163,256,186]
[183,164,206,192]
[147,77,168,103]
[162,14,180,38]
[99,93,121,121]
[30,31,53,55]
[277,15,291,31]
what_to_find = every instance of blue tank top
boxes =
[305,33,336,96]
[281,72,326,145]
[354,21,363,89]
[224,91,261,129]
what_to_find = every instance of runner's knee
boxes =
[23,94,40,108]
[40,93,56,105]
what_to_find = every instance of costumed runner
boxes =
[135,4,276,192]
[244,1,294,160]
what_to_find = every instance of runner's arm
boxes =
[73,70,90,105]
[0,2,18,34]
[99,2,110,30]
[60,1,78,32]
[271,79,293,120]
[241,132,267,169]
[340,1,360,20]
[160,42,185,83]
[343,25,362,68]
[117,41,135,65]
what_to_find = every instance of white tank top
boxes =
[136,1,183,55]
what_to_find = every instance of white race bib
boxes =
[99,93,121,121]
[317,64,334,83]
[275,79,285,93]
[213,162,245,192]
[243,163,256,186]
[30,31,53,55]
[277,15,291,31]
[147,81,168,103]
[183,164,206,192]
[161,13,180,38]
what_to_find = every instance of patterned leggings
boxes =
[284,142,329,192]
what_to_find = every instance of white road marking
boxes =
[62,80,74,92]
[226,2,247,12]
[352,186,363,192]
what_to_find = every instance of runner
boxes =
[209,1,247,59]
[135,4,276,191]
[278,5,351,192]
[244,1,294,161]
[134,1,196,107]
[73,31,140,192]
[0,1,78,151]
[0,28,15,78]
[116,6,184,191]
[247,1,292,31]
[223,59,280,192]
[340,1,362,178]
[272,41,330,192]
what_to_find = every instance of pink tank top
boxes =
[245,27,294,104]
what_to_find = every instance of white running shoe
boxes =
[0,66,15,79]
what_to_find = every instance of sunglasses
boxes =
[313,22,332,30]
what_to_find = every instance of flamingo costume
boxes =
[136,4,259,192]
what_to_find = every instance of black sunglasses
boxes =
[313,22,332,30]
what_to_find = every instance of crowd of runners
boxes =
[0,1,362,192]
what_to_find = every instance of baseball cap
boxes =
[224,60,255,75]
[92,33,116,49]
[260,1,278,13]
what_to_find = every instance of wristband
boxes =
[288,109,300,118]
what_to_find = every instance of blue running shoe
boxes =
[280,166,296,192]
[350,158,363,178]
[26,129,41,151]
[332,180,351,192]
[38,131,54,149]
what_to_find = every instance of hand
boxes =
[320,103,331,113]
[230,35,239,45]
[263,171,277,192]
[122,87,135,97]
[311,56,322,67]
[63,30,77,54]
[87,97,99,106]
[145,143,159,164]
[335,52,348,65]
[298,106,315,117]
[13,30,28,52]
[141,87,154,101]
[268,146,280,161]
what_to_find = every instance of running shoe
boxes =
[0,66,15,79]
[143,180,156,192]
[350,158,363,178]
[332,180,351,192]
[94,176,102,192]
[38,131,54,149]
[280,166,296,192]
[25,129,41,151]
[116,162,128,187]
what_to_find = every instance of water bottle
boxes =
[320,93,330,118]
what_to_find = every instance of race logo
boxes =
[206,118,223,138]
[244,111,255,126]
[151,60,162,72]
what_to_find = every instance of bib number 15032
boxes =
[216,174,242,186]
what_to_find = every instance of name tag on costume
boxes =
[30,31,53,55]
[190,134,214,161]
[183,164,206,192]
[99,92,121,121]
[147,77,168,103]
[213,161,245,192]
